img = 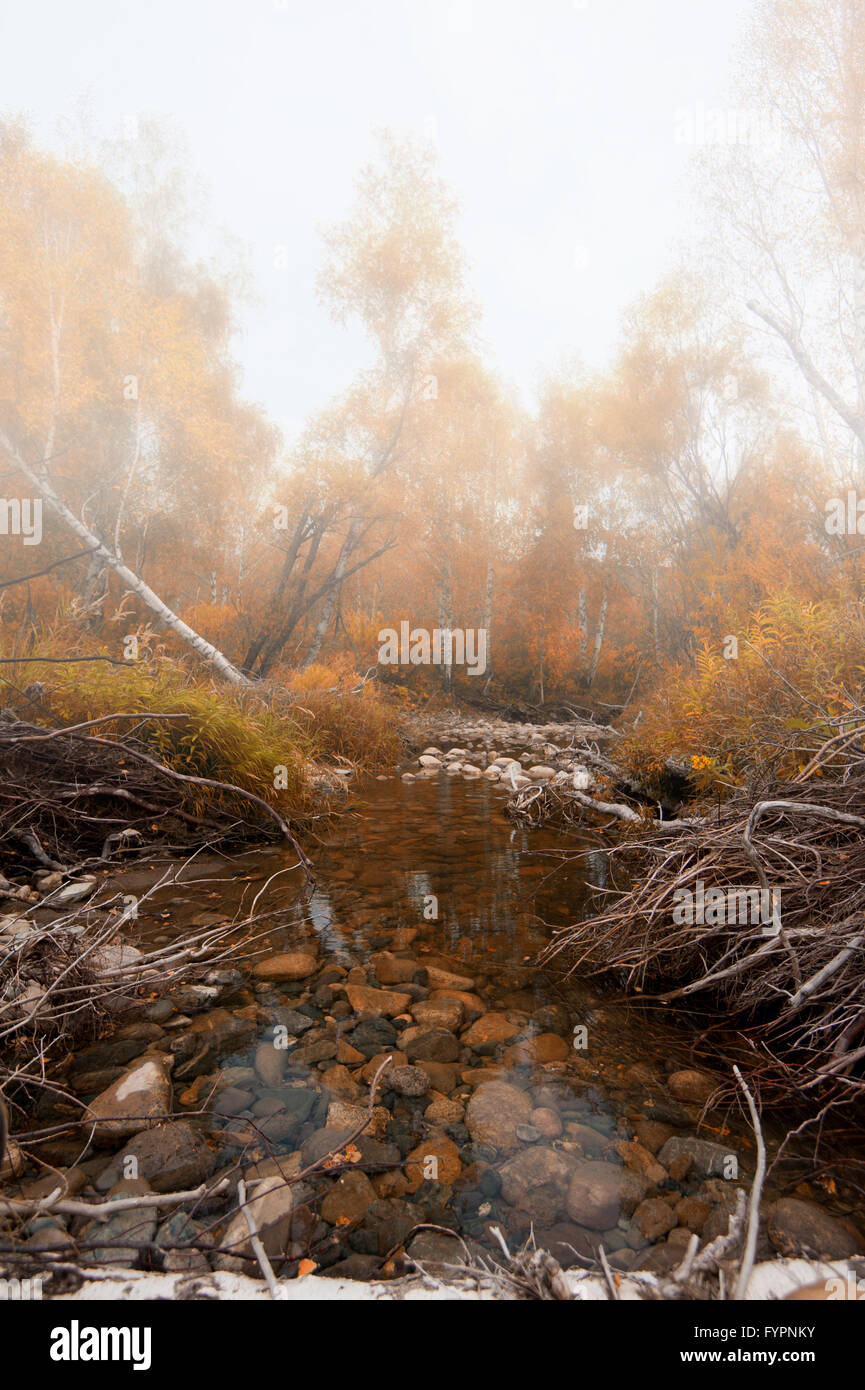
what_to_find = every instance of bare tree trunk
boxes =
[854,245,865,471]
[651,568,661,664]
[578,589,588,662]
[439,560,453,696]
[481,559,494,694]
[0,429,251,685]
[300,518,361,670]
[587,585,610,689]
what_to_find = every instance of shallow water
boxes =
[111,754,797,1276]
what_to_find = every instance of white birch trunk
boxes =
[0,429,251,686]
[588,588,609,689]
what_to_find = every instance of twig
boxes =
[732,1066,766,1301]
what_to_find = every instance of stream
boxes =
[40,725,862,1280]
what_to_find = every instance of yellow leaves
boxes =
[322,1143,362,1170]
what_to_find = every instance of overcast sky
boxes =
[2,0,753,443]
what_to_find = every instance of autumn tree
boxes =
[0,119,275,682]
[708,0,865,466]
[240,132,478,679]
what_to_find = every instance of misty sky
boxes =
[3,0,752,444]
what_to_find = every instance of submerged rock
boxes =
[252,952,317,982]
[767,1198,861,1259]
[667,1069,719,1106]
[657,1135,739,1179]
[465,1081,533,1153]
[499,1146,574,1225]
[565,1160,649,1229]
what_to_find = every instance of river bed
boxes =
[24,726,862,1282]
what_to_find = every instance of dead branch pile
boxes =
[0,709,305,873]
[0,878,275,1109]
[542,771,865,1104]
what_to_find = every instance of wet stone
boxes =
[657,1135,738,1179]
[386,1065,431,1097]
[348,1018,398,1057]
[402,1028,460,1063]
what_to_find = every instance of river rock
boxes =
[633,1197,677,1241]
[430,988,484,1019]
[657,1135,738,1179]
[87,1053,174,1146]
[387,1065,430,1097]
[767,1198,860,1259]
[632,1118,677,1154]
[252,952,317,982]
[667,1069,718,1106]
[403,1028,460,1063]
[321,1169,377,1225]
[84,1179,158,1264]
[221,1176,313,1259]
[504,1033,570,1065]
[361,1049,408,1082]
[405,1134,462,1191]
[615,1139,667,1184]
[462,1012,522,1048]
[344,984,412,1018]
[94,1122,213,1194]
[254,1041,287,1088]
[424,965,475,992]
[675,1196,712,1232]
[412,998,464,1031]
[530,1106,563,1139]
[370,952,420,985]
[214,1087,254,1117]
[291,1036,338,1065]
[319,1063,362,1101]
[259,1114,301,1144]
[565,1161,650,1229]
[499,1146,574,1225]
[425,1094,464,1126]
[465,1081,533,1153]
[271,1007,315,1035]
[169,1007,257,1066]
[280,1088,317,1124]
[416,1061,459,1093]
[252,1097,286,1118]
[407,1230,465,1265]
